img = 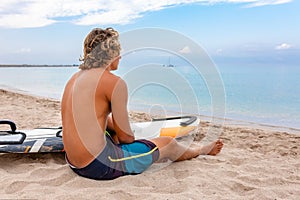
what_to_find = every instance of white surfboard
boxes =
[0,116,199,153]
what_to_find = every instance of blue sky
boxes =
[0,0,299,66]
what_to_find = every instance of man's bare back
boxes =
[62,65,134,168]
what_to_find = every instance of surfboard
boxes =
[0,116,199,153]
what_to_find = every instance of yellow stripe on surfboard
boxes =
[159,126,196,138]
[24,146,31,153]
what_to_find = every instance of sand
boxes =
[0,88,299,200]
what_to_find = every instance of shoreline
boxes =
[0,86,61,102]
[128,106,300,136]
[1,86,299,135]
[1,87,299,199]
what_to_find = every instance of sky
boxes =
[0,0,299,66]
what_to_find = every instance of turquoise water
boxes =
[0,64,299,129]
[219,65,300,128]
[0,67,78,99]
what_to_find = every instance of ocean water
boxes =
[0,67,78,99]
[0,64,299,129]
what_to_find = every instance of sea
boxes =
[0,63,299,131]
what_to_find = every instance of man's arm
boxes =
[111,78,135,143]
[106,114,120,143]
[107,114,114,131]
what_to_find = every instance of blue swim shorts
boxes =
[66,133,160,180]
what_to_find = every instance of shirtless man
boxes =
[61,28,223,180]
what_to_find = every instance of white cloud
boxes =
[216,48,223,54]
[275,43,292,50]
[16,48,31,53]
[244,0,292,8]
[179,46,191,54]
[0,0,294,28]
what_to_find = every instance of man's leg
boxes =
[149,136,223,162]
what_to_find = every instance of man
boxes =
[61,27,223,180]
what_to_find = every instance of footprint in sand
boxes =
[230,182,256,193]
[173,169,191,180]
[5,181,29,194]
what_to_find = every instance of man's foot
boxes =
[199,139,223,156]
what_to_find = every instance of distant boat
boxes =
[163,57,175,67]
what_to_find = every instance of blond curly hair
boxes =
[79,28,121,70]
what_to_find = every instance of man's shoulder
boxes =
[104,71,124,84]
[65,72,79,87]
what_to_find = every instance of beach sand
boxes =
[0,89,299,200]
